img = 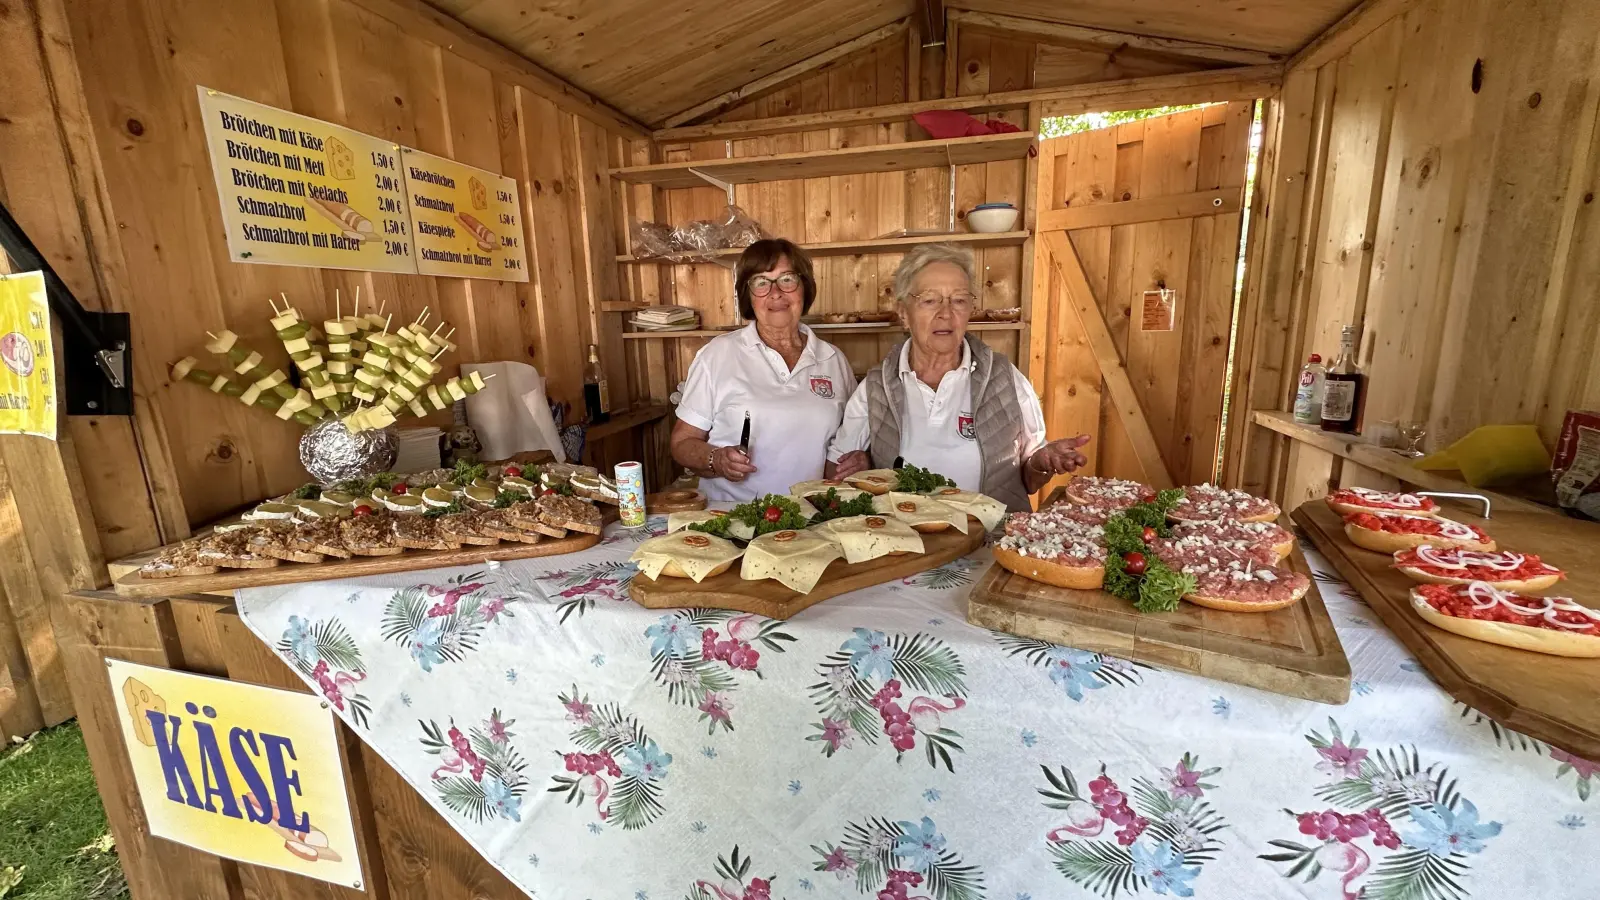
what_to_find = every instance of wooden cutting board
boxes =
[631,527,985,619]
[966,532,1351,703]
[1295,499,1600,759]
[112,532,602,598]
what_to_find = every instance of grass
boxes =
[0,722,127,900]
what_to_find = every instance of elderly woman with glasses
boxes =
[827,243,1089,511]
[670,238,856,502]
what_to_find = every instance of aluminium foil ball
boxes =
[298,416,399,484]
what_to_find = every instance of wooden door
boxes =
[1028,103,1253,496]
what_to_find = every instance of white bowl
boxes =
[965,206,1019,233]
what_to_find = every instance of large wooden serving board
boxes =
[967,531,1351,703]
[112,532,601,598]
[631,527,985,619]
[1295,499,1600,759]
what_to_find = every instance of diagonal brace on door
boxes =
[1041,231,1175,489]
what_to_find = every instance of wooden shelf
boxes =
[611,132,1036,190]
[586,403,672,441]
[1250,410,1549,514]
[621,322,1024,340]
[617,230,1030,264]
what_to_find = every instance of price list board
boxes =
[197,88,414,273]
[400,147,529,283]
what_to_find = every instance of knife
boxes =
[893,456,904,469]
[738,412,751,457]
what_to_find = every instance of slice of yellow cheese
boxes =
[666,510,727,533]
[740,528,843,594]
[630,531,744,582]
[845,469,898,493]
[926,487,1008,532]
[789,479,868,502]
[812,514,924,564]
[872,492,969,534]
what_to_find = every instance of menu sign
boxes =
[400,147,529,283]
[197,87,414,274]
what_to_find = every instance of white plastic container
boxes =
[1293,354,1327,424]
[964,204,1020,233]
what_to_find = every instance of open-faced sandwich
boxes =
[925,487,1008,532]
[287,516,353,559]
[992,515,1106,590]
[844,469,898,495]
[390,513,462,551]
[790,479,868,503]
[195,527,281,569]
[1169,518,1295,563]
[1343,511,1495,553]
[871,492,968,534]
[1151,543,1310,613]
[811,514,924,564]
[1167,483,1280,524]
[340,507,405,556]
[740,528,844,593]
[1061,475,1156,510]
[631,530,743,582]
[139,538,219,578]
[471,508,545,543]
[1326,486,1439,518]
[433,509,501,546]
[1393,546,1564,592]
[535,493,605,536]
[248,522,324,564]
[667,510,728,533]
[1410,582,1600,657]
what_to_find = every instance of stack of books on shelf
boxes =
[628,306,700,332]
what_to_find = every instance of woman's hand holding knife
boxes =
[709,412,757,482]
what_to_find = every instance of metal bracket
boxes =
[0,199,134,416]
[1417,491,1492,519]
[686,166,737,206]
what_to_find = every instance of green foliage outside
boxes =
[1038,105,1202,138]
[0,724,126,900]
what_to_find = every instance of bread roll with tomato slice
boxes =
[1410,582,1600,657]
[1393,546,1564,592]
[1343,511,1495,554]
[1325,486,1439,518]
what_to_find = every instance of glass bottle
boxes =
[583,344,611,424]
[1320,326,1366,434]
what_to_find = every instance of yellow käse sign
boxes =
[108,658,363,889]
[197,87,415,274]
[402,146,530,282]
[0,271,56,439]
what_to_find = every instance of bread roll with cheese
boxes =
[631,531,744,582]
[872,492,968,533]
[790,479,868,502]
[667,510,728,533]
[926,487,1008,532]
[812,515,924,563]
[845,469,898,495]
[740,529,844,593]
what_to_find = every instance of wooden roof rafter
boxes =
[946,8,1285,67]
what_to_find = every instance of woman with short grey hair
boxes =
[826,243,1089,511]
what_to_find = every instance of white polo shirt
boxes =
[676,323,856,503]
[828,341,1048,491]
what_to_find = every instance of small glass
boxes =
[1396,421,1428,458]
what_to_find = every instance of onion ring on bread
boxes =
[1325,487,1439,518]
[1410,582,1600,657]
[1392,546,1563,592]
[1343,511,1495,553]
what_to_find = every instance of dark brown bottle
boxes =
[1320,325,1365,433]
[583,343,611,425]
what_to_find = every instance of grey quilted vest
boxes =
[861,335,1031,512]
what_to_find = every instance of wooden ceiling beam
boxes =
[345,0,651,139]
[920,0,947,45]
[1289,0,1415,72]
[659,18,911,129]
[947,8,1284,67]
[654,64,1282,143]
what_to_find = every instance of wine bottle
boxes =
[1320,325,1366,434]
[583,344,611,424]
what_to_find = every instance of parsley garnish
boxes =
[491,490,523,509]
[1101,489,1194,613]
[686,515,732,538]
[728,494,808,535]
[450,460,487,486]
[423,501,463,519]
[806,488,875,525]
[289,483,322,500]
[894,464,955,493]
[332,472,400,495]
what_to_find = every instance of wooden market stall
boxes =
[0,0,1597,897]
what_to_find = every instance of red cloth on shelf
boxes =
[913,110,1024,138]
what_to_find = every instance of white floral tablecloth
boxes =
[238,517,1598,900]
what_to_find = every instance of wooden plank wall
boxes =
[1227,0,1600,507]
[1034,104,1252,489]
[29,0,632,531]
[618,29,1049,395]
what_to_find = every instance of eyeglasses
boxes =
[749,273,803,297]
[909,290,977,312]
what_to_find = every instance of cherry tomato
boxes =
[764,505,783,523]
[540,487,556,497]
[503,465,522,478]
[1141,526,1158,544]
[1122,551,1148,575]
[352,505,373,517]
[392,483,408,495]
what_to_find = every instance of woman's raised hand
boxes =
[710,446,758,482]
[1028,434,1091,477]
[831,450,871,480]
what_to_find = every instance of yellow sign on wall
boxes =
[0,271,56,439]
[107,658,364,889]
[197,87,415,274]
[402,146,530,282]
